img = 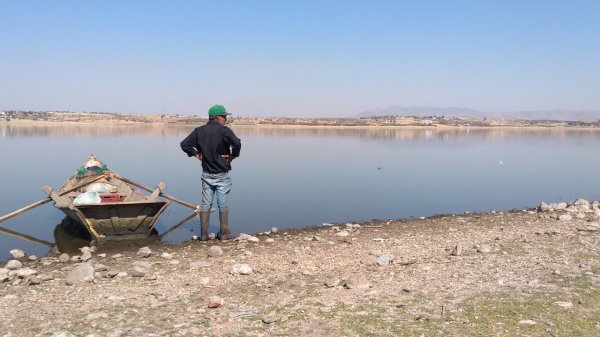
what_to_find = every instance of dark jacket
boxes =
[180,120,241,173]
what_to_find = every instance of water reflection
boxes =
[3,123,600,141]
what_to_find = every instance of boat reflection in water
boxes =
[53,216,159,254]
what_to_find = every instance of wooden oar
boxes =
[112,174,197,210]
[0,174,106,224]
[0,226,54,247]
[158,212,198,240]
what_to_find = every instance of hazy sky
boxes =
[1,1,599,117]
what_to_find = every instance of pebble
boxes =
[15,268,37,278]
[271,227,279,233]
[94,264,108,272]
[5,260,23,270]
[476,244,492,254]
[558,214,572,221]
[553,301,573,308]
[230,264,253,275]
[518,319,537,325]
[51,332,76,337]
[345,274,371,289]
[262,313,279,324]
[39,273,55,281]
[208,296,223,308]
[208,233,216,240]
[58,253,70,263]
[199,276,210,286]
[265,238,275,244]
[137,247,152,258]
[189,261,211,270]
[374,254,395,266]
[161,252,173,259]
[9,249,25,259]
[450,244,462,256]
[335,230,350,237]
[81,251,93,262]
[24,275,41,286]
[207,246,223,257]
[236,233,260,242]
[70,255,81,262]
[28,255,38,261]
[324,277,341,288]
[106,270,119,278]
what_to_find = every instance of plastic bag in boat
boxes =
[73,191,101,205]
[86,183,116,193]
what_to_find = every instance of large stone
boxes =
[131,261,153,277]
[9,249,25,259]
[5,260,22,270]
[207,246,223,257]
[65,262,95,285]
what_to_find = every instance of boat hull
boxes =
[57,201,169,241]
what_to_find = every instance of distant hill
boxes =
[358,106,600,121]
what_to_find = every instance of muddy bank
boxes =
[1,206,600,336]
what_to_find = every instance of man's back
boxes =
[180,120,241,174]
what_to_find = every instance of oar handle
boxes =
[0,173,108,224]
[0,199,51,223]
[112,174,197,210]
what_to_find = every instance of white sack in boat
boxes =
[86,183,116,193]
[73,191,101,205]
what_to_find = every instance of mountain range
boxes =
[357,106,600,121]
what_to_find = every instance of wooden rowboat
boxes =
[43,155,170,241]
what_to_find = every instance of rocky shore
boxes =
[2,199,600,336]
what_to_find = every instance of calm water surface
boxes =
[1,123,600,260]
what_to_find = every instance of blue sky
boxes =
[1,0,598,116]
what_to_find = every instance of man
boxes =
[180,104,241,240]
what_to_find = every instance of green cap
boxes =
[208,104,230,117]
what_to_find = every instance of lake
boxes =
[2,123,600,261]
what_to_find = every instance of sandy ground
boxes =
[1,208,600,337]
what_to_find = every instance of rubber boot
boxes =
[217,211,234,240]
[199,211,209,241]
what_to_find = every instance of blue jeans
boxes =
[200,172,232,212]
